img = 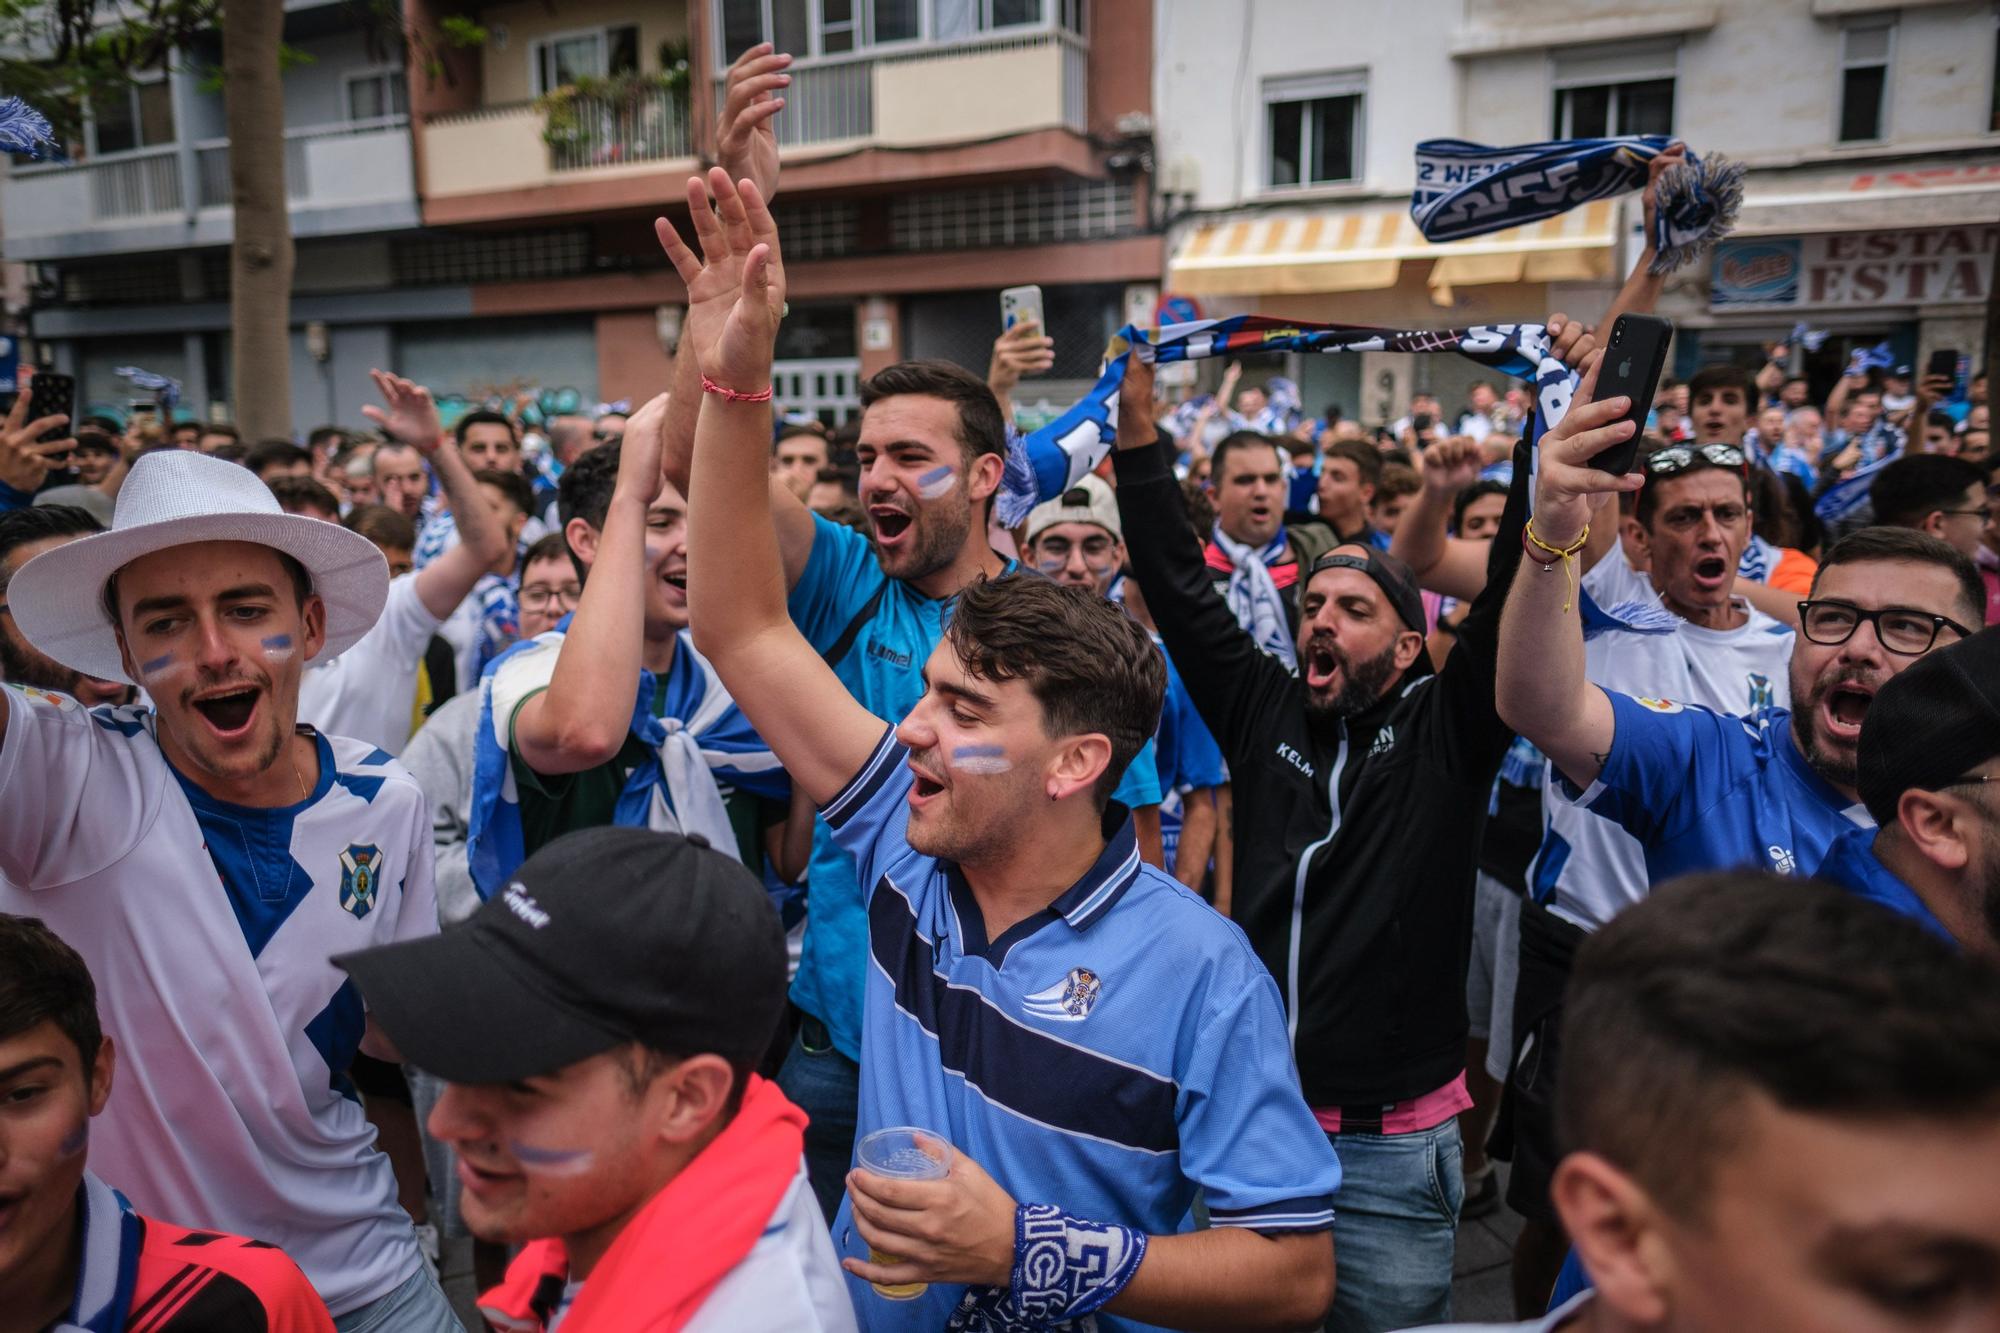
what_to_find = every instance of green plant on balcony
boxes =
[535,63,689,165]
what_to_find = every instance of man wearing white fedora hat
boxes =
[0,448,464,1330]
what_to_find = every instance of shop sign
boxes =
[1712,225,1995,310]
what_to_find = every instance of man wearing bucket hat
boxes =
[0,448,464,1330]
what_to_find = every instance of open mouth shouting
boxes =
[189,683,263,741]
[1691,554,1731,593]
[1816,677,1878,743]
[870,505,915,549]
[907,757,949,811]
[1303,638,1344,693]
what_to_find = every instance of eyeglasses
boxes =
[1939,774,1998,791]
[1938,506,1993,522]
[1646,444,1748,476]
[519,583,582,612]
[1795,599,1974,656]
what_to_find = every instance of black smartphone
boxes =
[1586,314,1673,475]
[1926,348,1960,380]
[26,371,75,445]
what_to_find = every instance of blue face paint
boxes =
[261,634,295,659]
[58,1120,88,1157]
[139,653,174,677]
[507,1140,595,1176]
[950,744,1012,775]
[916,465,957,500]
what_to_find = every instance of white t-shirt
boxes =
[1535,557,1796,930]
[0,686,437,1317]
[539,1165,857,1333]
[298,572,441,756]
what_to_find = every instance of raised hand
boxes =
[717,42,789,205]
[988,319,1055,393]
[362,370,445,453]
[614,391,671,508]
[1115,345,1157,451]
[655,168,786,395]
[1532,353,1643,542]
[1545,311,1598,371]
[1420,434,1484,497]
[1640,140,1687,249]
[0,387,73,494]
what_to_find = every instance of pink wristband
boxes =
[700,375,774,404]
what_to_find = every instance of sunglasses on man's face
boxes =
[1646,444,1747,477]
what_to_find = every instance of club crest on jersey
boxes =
[1024,967,1103,1022]
[1746,673,1773,712]
[339,844,382,919]
[1635,696,1684,714]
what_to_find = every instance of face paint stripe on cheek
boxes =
[261,634,294,658]
[916,465,957,500]
[507,1140,595,1175]
[59,1119,88,1157]
[139,653,175,677]
[950,744,1012,775]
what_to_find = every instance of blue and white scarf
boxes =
[1738,533,1780,585]
[58,1172,143,1333]
[0,96,63,161]
[1210,525,1296,667]
[466,619,789,900]
[1816,449,1902,526]
[1006,317,1576,523]
[113,366,182,414]
[1411,135,1741,273]
[469,572,521,682]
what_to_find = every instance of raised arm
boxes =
[511,392,670,775]
[1495,356,1645,788]
[670,169,883,804]
[361,372,511,621]
[1392,434,1484,597]
[656,48,818,590]
[987,319,1055,425]
[1596,144,1681,332]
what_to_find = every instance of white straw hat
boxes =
[8,449,388,685]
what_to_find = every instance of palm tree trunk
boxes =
[222,0,292,439]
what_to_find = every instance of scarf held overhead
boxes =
[1411,135,1741,273]
[1005,317,1575,523]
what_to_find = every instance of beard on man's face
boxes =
[0,628,129,705]
[1301,635,1404,725]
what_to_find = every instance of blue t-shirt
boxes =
[788,515,1155,1060]
[821,727,1339,1331]
[1561,694,1874,883]
[1815,825,1953,943]
[1151,641,1227,874]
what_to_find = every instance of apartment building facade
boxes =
[1,0,1161,430]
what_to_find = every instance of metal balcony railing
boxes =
[548,85,693,171]
[194,116,410,208]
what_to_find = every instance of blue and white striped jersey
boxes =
[822,727,1339,1332]
[0,686,435,1317]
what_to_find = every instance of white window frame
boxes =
[713,0,1064,68]
[342,66,408,124]
[529,24,641,96]
[1261,69,1367,193]
[84,67,174,159]
[1549,40,1678,138]
[1836,19,1895,145]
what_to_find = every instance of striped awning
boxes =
[1168,199,1620,302]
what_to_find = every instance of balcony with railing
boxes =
[1,116,418,262]
[420,84,694,210]
[760,29,1088,151]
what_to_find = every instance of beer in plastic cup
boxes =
[855,1126,955,1300]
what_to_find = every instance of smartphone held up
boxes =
[1586,314,1673,476]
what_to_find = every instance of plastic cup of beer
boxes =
[855,1126,955,1300]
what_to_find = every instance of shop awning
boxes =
[1167,200,1618,302]
[1734,159,2000,235]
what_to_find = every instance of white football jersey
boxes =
[299,572,442,756]
[0,684,436,1316]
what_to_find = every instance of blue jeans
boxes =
[1324,1117,1464,1333]
[778,1015,860,1223]
[331,1262,466,1332]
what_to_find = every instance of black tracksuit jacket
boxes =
[1113,435,1525,1108]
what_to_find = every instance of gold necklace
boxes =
[290,739,307,803]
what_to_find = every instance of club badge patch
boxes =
[339,844,382,920]
[1024,967,1103,1022]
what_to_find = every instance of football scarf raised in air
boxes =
[1004,317,1574,523]
[1411,135,1741,273]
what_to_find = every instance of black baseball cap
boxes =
[1857,625,2000,827]
[336,827,786,1084]
[1305,546,1429,636]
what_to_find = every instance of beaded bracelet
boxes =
[700,374,773,403]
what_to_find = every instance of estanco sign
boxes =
[1711,225,1995,310]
